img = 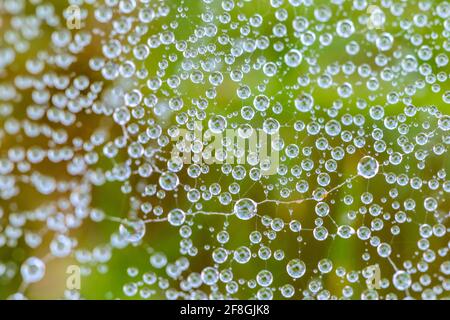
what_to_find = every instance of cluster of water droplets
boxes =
[0,0,449,300]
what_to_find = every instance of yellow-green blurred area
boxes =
[0,0,449,300]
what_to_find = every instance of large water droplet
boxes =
[233,198,257,220]
[119,219,146,243]
[357,156,379,179]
